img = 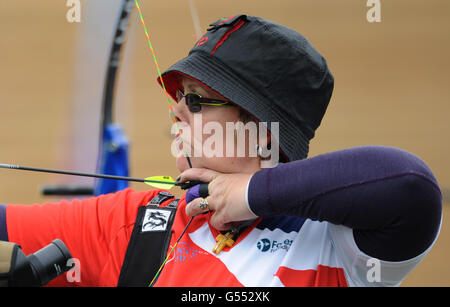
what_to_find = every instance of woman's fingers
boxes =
[185,197,213,217]
[185,197,233,231]
[183,169,258,230]
[177,168,219,184]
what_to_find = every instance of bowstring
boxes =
[133,0,196,286]
[148,216,194,287]
[134,0,193,168]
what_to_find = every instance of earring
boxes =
[256,144,271,159]
[255,144,262,158]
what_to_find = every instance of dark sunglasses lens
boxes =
[185,94,202,113]
[188,103,202,113]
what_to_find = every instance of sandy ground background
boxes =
[0,0,449,286]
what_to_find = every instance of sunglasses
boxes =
[176,89,232,113]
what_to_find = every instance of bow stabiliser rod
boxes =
[0,163,201,191]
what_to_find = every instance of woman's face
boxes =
[171,77,261,174]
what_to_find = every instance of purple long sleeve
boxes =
[248,146,442,261]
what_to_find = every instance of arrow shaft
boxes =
[0,164,176,186]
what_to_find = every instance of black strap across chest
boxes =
[117,191,179,287]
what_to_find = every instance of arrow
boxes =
[0,163,200,191]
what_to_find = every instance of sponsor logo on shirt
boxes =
[173,242,209,262]
[257,238,293,253]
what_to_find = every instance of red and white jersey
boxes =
[5,188,435,287]
[155,195,433,287]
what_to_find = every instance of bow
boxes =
[95,0,134,196]
[41,0,135,196]
[40,0,203,197]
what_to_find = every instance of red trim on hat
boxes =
[158,71,231,103]
[210,19,245,55]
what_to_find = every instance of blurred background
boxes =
[0,0,448,286]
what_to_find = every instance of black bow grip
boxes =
[177,180,209,198]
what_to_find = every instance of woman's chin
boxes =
[176,155,191,172]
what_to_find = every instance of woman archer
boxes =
[0,14,442,287]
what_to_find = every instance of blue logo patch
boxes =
[257,238,271,252]
[257,238,293,253]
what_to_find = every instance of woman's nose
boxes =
[169,101,184,123]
